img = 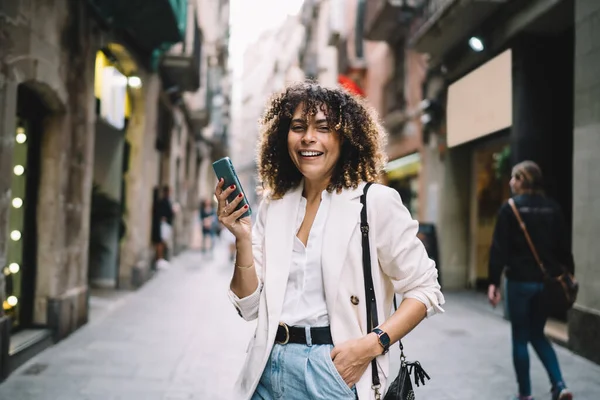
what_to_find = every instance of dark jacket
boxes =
[488,193,574,286]
[158,198,174,225]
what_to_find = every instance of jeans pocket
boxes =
[323,353,356,398]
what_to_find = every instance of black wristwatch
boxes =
[372,328,391,355]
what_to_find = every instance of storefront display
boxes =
[385,153,421,217]
[470,141,511,289]
[4,118,38,331]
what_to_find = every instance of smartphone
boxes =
[212,157,252,219]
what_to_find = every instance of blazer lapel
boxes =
[322,184,365,316]
[264,184,303,323]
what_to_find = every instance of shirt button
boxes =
[350,296,359,305]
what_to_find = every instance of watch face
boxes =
[374,328,390,349]
[380,333,390,347]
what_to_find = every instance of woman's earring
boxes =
[334,105,342,131]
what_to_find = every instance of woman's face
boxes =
[510,173,523,195]
[287,104,341,185]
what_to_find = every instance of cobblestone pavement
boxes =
[0,241,599,400]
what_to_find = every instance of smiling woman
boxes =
[287,108,342,188]
[257,81,387,199]
[216,81,444,400]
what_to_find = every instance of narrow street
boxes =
[0,241,599,400]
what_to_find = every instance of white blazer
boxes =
[230,182,444,400]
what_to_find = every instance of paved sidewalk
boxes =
[400,292,600,399]
[0,241,598,400]
[0,243,254,400]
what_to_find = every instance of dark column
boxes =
[510,29,575,322]
[511,30,574,225]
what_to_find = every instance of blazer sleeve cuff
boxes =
[403,290,445,318]
[228,283,262,320]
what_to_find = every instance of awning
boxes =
[159,16,202,92]
[385,153,421,181]
[88,0,187,65]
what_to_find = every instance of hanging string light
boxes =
[16,127,27,143]
[8,263,20,274]
[14,165,25,176]
[7,126,26,318]
[12,198,23,208]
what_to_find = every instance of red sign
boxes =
[338,74,365,97]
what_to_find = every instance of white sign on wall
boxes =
[100,66,127,130]
[447,49,512,147]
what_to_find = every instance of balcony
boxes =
[364,0,418,43]
[189,108,210,140]
[408,0,503,64]
[382,72,407,134]
[160,16,202,92]
[88,0,186,64]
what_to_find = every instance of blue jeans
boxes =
[507,280,565,396]
[251,343,357,400]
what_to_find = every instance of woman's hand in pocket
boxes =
[330,333,382,387]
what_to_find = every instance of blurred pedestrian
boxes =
[215,82,444,400]
[154,185,175,270]
[200,198,216,254]
[488,160,574,400]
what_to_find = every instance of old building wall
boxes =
[119,72,161,288]
[569,0,600,364]
[0,0,98,337]
[0,80,17,314]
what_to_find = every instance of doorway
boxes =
[89,121,126,289]
[4,85,46,331]
[469,139,511,290]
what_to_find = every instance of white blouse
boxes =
[229,191,333,327]
[279,191,331,327]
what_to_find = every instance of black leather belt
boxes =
[275,323,333,345]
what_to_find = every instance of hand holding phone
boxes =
[212,157,252,220]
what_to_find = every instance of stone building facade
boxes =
[0,0,100,377]
[569,0,600,365]
[0,0,223,380]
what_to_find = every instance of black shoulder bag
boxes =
[360,183,430,400]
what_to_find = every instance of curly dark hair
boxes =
[257,81,387,199]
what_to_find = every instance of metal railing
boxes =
[408,0,457,41]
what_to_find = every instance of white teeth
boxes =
[299,151,323,157]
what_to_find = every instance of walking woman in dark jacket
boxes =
[488,161,574,400]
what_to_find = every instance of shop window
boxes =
[385,153,421,217]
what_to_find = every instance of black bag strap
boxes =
[360,183,404,392]
[360,183,380,389]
